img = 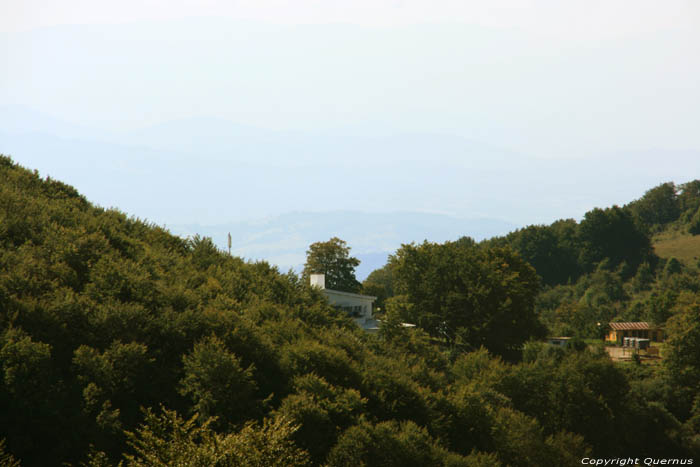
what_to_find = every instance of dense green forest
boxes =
[1,155,699,466]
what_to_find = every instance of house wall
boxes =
[310,274,377,330]
[323,290,374,323]
[606,329,664,343]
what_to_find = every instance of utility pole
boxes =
[227,232,232,256]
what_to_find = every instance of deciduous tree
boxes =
[303,237,361,293]
[393,241,542,358]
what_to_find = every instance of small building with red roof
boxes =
[606,322,663,343]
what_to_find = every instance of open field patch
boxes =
[653,230,700,264]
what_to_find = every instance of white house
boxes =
[310,274,379,331]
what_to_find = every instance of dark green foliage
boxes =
[2,155,699,465]
[359,353,431,426]
[361,262,394,312]
[621,180,700,236]
[664,257,683,276]
[482,210,655,287]
[279,339,361,389]
[665,298,700,392]
[73,340,156,443]
[179,336,258,426]
[679,181,700,219]
[440,381,504,455]
[0,156,336,464]
[327,419,460,467]
[580,266,627,306]
[0,439,20,467]
[1,328,52,398]
[689,206,700,235]
[0,327,70,463]
[496,222,581,286]
[122,407,311,466]
[578,206,653,273]
[631,262,654,291]
[686,395,700,440]
[302,237,361,293]
[276,374,366,463]
[628,182,680,228]
[541,352,629,453]
[393,241,543,357]
[462,346,698,458]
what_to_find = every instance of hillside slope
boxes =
[1,155,698,465]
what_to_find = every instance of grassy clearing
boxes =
[653,229,700,265]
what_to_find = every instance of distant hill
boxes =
[169,211,517,280]
[4,108,700,233]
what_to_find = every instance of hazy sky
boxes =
[4,0,697,33]
[2,1,700,228]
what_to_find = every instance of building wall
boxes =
[323,290,374,325]
[606,329,664,343]
[310,274,377,330]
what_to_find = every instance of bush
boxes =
[689,207,700,235]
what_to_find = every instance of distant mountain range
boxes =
[169,211,517,279]
[3,104,700,280]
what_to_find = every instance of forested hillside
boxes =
[366,181,700,340]
[1,156,699,465]
[481,181,700,340]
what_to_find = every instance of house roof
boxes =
[609,322,658,331]
[323,288,377,301]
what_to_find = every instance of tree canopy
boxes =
[577,206,653,273]
[1,155,699,465]
[361,263,394,312]
[392,240,543,358]
[302,237,361,293]
[628,182,680,228]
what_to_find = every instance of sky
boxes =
[2,1,700,234]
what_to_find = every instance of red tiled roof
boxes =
[609,322,656,331]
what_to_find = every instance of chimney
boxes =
[310,273,325,289]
